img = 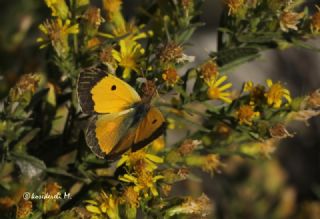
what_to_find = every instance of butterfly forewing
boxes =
[77,69,141,114]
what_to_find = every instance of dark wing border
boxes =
[77,68,107,114]
[85,116,106,159]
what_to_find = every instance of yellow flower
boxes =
[162,68,180,86]
[119,172,163,198]
[45,0,69,19]
[112,39,145,78]
[311,5,320,33]
[37,19,79,57]
[280,11,304,32]
[85,191,120,219]
[225,0,245,15]
[236,104,260,126]
[206,75,233,103]
[117,149,163,172]
[265,79,292,108]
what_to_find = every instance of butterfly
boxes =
[77,68,166,159]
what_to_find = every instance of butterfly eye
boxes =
[152,119,157,124]
[111,85,117,91]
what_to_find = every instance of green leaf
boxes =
[212,47,260,69]
[11,152,46,179]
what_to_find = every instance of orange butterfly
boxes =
[77,68,165,159]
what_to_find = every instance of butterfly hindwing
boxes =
[86,110,135,158]
[77,69,141,114]
[133,106,166,151]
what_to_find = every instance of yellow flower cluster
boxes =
[244,79,292,108]
[85,149,165,218]
[38,0,79,57]
[118,150,164,198]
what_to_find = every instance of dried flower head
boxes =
[265,79,292,108]
[16,199,33,219]
[177,168,189,180]
[9,73,40,102]
[200,60,219,82]
[162,68,180,86]
[236,105,260,126]
[269,123,294,139]
[168,194,213,217]
[100,46,117,72]
[83,7,104,30]
[178,139,201,156]
[311,6,320,33]
[162,168,189,183]
[181,0,194,12]
[291,109,320,123]
[306,89,320,109]
[158,42,183,64]
[280,11,304,32]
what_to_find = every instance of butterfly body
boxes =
[77,68,165,159]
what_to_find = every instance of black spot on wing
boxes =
[152,119,157,124]
[111,85,117,91]
[77,68,107,114]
